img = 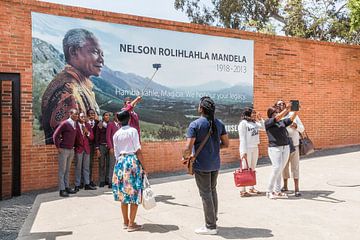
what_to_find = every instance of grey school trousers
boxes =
[75,151,90,186]
[195,170,219,230]
[58,148,74,190]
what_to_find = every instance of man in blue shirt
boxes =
[182,96,229,235]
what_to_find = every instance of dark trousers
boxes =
[89,144,95,182]
[99,145,109,184]
[195,170,219,229]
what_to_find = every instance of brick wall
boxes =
[0,0,359,195]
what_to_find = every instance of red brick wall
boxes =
[0,0,359,194]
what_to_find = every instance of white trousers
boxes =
[267,145,290,193]
[240,147,259,192]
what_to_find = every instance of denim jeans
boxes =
[195,170,219,229]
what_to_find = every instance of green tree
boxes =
[348,0,360,42]
[174,0,359,44]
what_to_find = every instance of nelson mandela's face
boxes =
[74,38,104,77]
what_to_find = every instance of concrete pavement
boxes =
[18,150,360,240]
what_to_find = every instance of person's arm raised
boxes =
[274,104,291,122]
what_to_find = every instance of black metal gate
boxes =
[0,73,21,200]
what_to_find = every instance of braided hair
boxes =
[199,96,218,141]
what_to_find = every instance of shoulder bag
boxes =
[183,129,212,175]
[299,131,315,156]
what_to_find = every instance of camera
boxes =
[152,63,161,70]
[290,100,299,111]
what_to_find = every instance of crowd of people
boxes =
[52,95,304,234]
[53,96,141,198]
[238,100,304,200]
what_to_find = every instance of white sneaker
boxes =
[195,226,218,235]
[266,192,276,200]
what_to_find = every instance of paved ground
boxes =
[12,148,360,239]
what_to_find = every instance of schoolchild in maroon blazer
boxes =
[87,109,99,187]
[95,112,111,187]
[53,108,78,197]
[106,114,121,188]
[74,112,96,191]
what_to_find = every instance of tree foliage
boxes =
[349,0,360,32]
[174,0,360,44]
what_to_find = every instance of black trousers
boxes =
[195,170,219,229]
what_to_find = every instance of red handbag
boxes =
[233,158,256,187]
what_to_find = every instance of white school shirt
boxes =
[67,118,76,129]
[113,126,141,158]
[238,119,265,155]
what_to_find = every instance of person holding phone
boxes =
[238,107,265,197]
[265,102,298,199]
[275,100,304,197]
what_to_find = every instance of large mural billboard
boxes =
[32,12,254,144]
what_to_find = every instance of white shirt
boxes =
[238,119,265,155]
[285,112,305,146]
[67,118,76,129]
[113,126,140,158]
[88,120,95,128]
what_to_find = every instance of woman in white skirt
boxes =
[238,107,265,197]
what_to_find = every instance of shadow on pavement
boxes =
[155,194,190,207]
[286,190,345,203]
[19,231,72,240]
[217,226,273,239]
[139,223,179,233]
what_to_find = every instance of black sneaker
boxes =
[59,190,69,197]
[99,182,105,188]
[74,186,80,192]
[65,187,77,194]
[108,183,112,189]
[84,184,97,190]
[90,181,97,187]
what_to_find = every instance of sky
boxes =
[39,0,195,23]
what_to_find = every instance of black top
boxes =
[265,117,293,147]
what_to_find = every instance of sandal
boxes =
[249,188,261,194]
[240,191,251,197]
[123,223,128,230]
[274,192,288,198]
[281,187,288,192]
[127,224,143,232]
[295,191,302,197]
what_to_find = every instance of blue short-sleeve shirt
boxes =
[186,116,227,172]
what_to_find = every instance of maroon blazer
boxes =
[53,120,77,149]
[75,122,94,154]
[106,121,121,149]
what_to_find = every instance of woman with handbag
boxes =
[275,100,305,197]
[265,103,298,199]
[112,110,146,232]
[238,107,265,197]
[182,96,229,235]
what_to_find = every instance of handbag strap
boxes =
[143,174,150,188]
[192,129,212,160]
[239,157,250,171]
[300,130,309,139]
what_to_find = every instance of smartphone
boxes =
[290,100,299,111]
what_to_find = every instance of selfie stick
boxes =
[141,63,161,96]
